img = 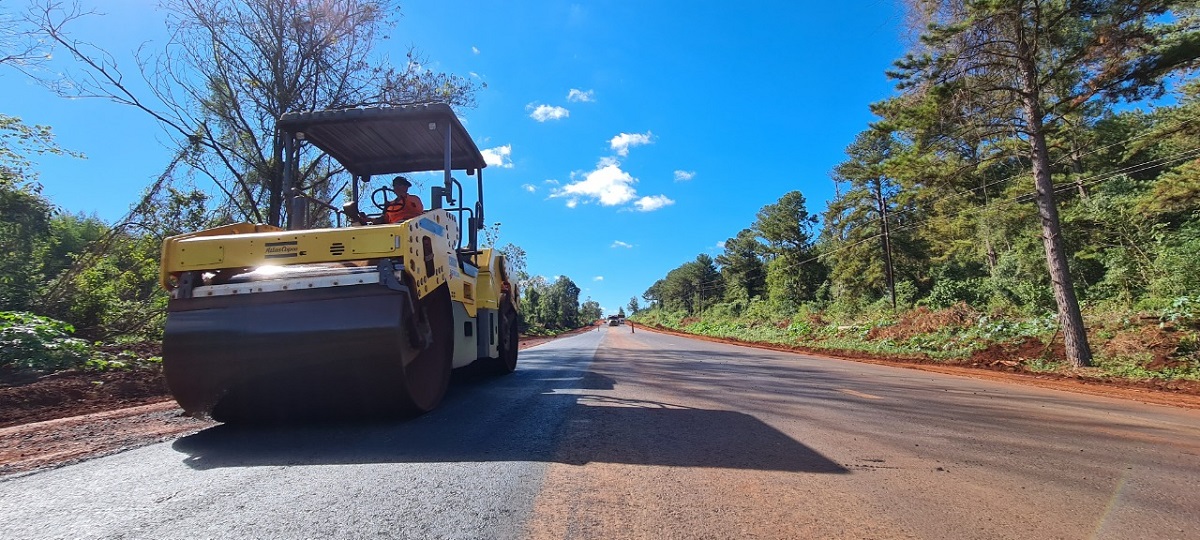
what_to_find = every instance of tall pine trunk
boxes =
[1016,28,1093,368]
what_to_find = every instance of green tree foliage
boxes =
[627,296,640,315]
[716,229,766,302]
[642,279,663,310]
[645,254,723,314]
[544,276,582,328]
[30,185,212,340]
[520,275,548,331]
[0,114,80,311]
[0,173,52,310]
[643,191,825,318]
[580,297,602,323]
[754,190,819,256]
[499,242,529,283]
[824,127,933,310]
[38,213,106,280]
[752,191,824,309]
[520,274,588,332]
[826,129,900,305]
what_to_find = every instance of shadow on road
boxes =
[553,397,847,473]
[172,348,846,474]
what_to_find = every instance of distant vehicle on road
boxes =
[608,316,622,326]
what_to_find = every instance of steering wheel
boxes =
[369,186,396,212]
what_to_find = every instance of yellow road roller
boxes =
[158,103,518,421]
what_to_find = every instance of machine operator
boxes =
[381,176,424,223]
[348,175,424,225]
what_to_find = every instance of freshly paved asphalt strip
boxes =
[3,325,1199,539]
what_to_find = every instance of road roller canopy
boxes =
[278,103,487,176]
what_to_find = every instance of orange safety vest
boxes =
[384,194,424,223]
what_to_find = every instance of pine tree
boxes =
[890,0,1200,367]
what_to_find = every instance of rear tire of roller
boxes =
[494,293,519,375]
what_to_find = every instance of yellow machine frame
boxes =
[160,211,505,318]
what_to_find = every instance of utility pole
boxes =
[875,179,897,311]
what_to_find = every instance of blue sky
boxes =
[5,0,906,316]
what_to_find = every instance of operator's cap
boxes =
[392,176,412,188]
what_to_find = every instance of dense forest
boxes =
[638,0,1200,375]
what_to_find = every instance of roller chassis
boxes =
[158,103,517,421]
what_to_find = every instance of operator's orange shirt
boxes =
[383,194,424,223]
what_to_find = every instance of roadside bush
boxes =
[634,308,688,329]
[1150,219,1200,298]
[1161,296,1200,328]
[786,318,814,338]
[927,276,986,308]
[0,311,92,372]
[703,301,740,321]
[985,251,1055,313]
[894,280,920,309]
[742,297,781,324]
[822,293,867,322]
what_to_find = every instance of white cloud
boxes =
[471,46,480,54]
[634,195,675,212]
[593,276,604,281]
[566,199,578,208]
[553,158,638,206]
[674,170,696,182]
[567,88,595,102]
[717,241,727,249]
[611,240,633,248]
[522,184,537,193]
[469,71,481,79]
[543,179,560,186]
[481,144,513,168]
[528,104,569,122]
[610,131,653,156]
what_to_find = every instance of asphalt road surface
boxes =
[2,326,1199,539]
